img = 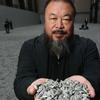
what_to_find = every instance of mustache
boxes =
[52,29,66,34]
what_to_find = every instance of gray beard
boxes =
[43,30,72,59]
[50,39,70,59]
[50,40,63,59]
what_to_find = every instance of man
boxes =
[14,0,100,100]
[4,19,10,33]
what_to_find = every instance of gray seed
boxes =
[36,79,90,100]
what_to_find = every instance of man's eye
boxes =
[65,18,70,20]
[50,18,57,20]
[63,17,72,21]
[63,16,73,21]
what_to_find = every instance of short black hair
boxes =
[43,0,76,17]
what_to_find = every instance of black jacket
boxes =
[14,34,100,100]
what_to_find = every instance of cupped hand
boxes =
[27,78,48,95]
[67,75,95,98]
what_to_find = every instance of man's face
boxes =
[44,1,74,41]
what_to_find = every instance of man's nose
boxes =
[56,19,64,29]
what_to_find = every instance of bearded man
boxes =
[14,0,100,100]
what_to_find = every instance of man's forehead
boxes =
[46,1,73,9]
[45,1,74,15]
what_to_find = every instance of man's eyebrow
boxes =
[49,13,56,16]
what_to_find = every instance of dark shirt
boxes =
[48,51,67,80]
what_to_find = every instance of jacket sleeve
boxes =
[82,39,100,97]
[14,40,37,100]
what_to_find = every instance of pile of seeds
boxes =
[36,79,90,100]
